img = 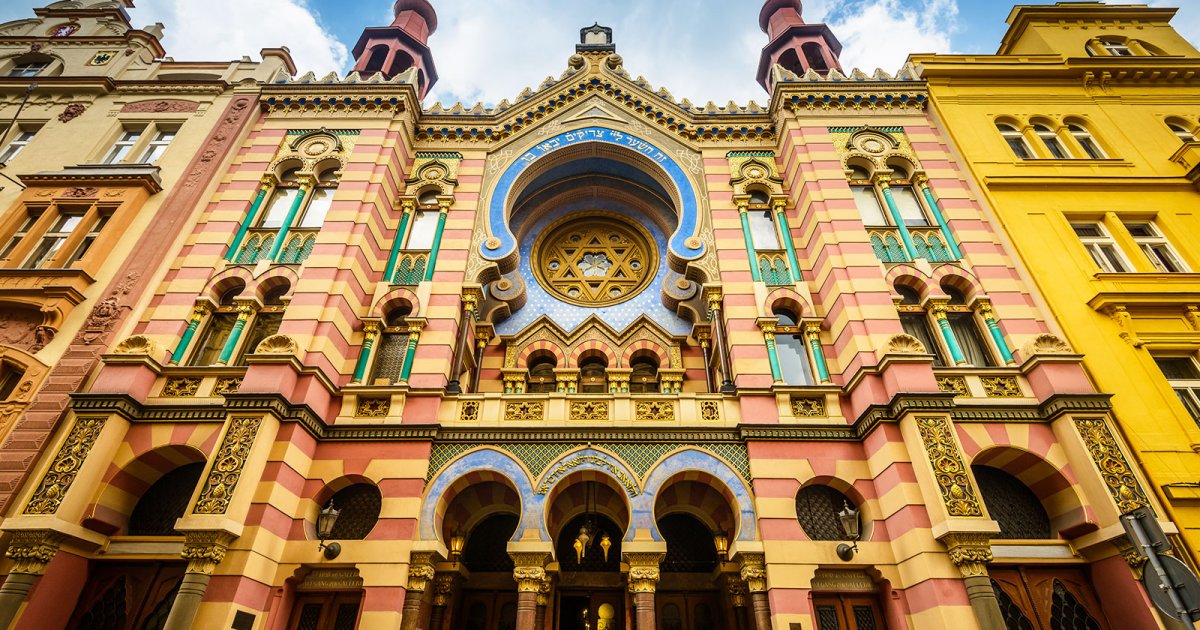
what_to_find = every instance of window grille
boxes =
[326,484,382,540]
[972,465,1051,539]
[1050,580,1104,630]
[795,485,854,541]
[128,463,205,536]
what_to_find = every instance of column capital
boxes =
[399,196,416,213]
[941,532,994,579]
[3,530,64,576]
[475,323,494,348]
[180,530,237,576]
[803,321,822,338]
[432,572,456,607]
[259,174,278,188]
[973,299,994,318]
[406,551,440,592]
[624,551,664,594]
[461,287,482,315]
[872,172,893,187]
[929,300,949,319]
[722,572,749,607]
[912,172,931,187]
[233,300,259,318]
[536,578,553,606]
[733,195,750,212]
[736,552,768,593]
[436,196,454,213]
[362,321,381,337]
[189,302,211,322]
[511,552,550,592]
[756,317,777,339]
[703,286,724,310]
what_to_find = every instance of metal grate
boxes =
[74,577,128,630]
[991,579,1035,630]
[852,606,877,630]
[796,485,854,541]
[973,466,1051,539]
[370,333,409,383]
[333,602,360,630]
[128,463,205,536]
[296,604,323,630]
[1050,580,1102,630]
[659,513,718,573]
[816,606,841,630]
[328,484,382,540]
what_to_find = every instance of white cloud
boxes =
[129,0,347,73]
[814,0,959,73]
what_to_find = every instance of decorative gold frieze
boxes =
[505,401,544,422]
[936,376,969,397]
[1074,417,1149,513]
[193,417,262,515]
[162,376,202,397]
[700,400,721,422]
[356,396,391,417]
[570,400,608,422]
[299,568,364,591]
[24,417,107,514]
[4,530,64,575]
[213,376,242,396]
[914,416,983,517]
[791,396,826,417]
[635,400,674,422]
[942,532,993,578]
[460,400,480,422]
[980,376,1021,398]
[625,552,664,594]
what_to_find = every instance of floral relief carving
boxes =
[57,103,86,123]
[162,377,202,397]
[355,396,390,417]
[121,99,199,114]
[635,400,673,422]
[1074,417,1149,513]
[700,400,721,421]
[505,401,544,422]
[193,417,262,514]
[1021,333,1073,357]
[24,417,107,514]
[980,376,1021,398]
[914,416,983,517]
[459,400,480,422]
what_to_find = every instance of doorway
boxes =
[990,566,1110,630]
[66,561,184,630]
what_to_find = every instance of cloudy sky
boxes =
[3,0,1196,106]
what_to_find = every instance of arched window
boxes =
[888,167,930,227]
[795,485,857,541]
[775,309,814,386]
[895,285,946,366]
[405,208,440,250]
[189,286,243,366]
[1168,122,1197,142]
[802,42,829,73]
[972,465,1051,539]
[658,513,718,573]
[261,168,301,229]
[579,356,607,393]
[997,123,1033,160]
[363,45,388,74]
[747,189,770,205]
[324,483,383,540]
[747,208,781,249]
[7,54,53,78]
[0,361,24,400]
[628,355,660,393]
[943,285,995,367]
[388,51,415,77]
[417,188,439,206]
[777,49,803,77]
[1068,124,1106,159]
[371,306,412,384]
[128,462,205,536]
[235,283,289,365]
[527,356,557,393]
[1098,38,1134,56]
[1033,124,1069,159]
[849,165,888,226]
[297,166,338,228]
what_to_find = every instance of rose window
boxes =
[532,213,658,307]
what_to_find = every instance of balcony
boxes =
[391,250,429,285]
[869,227,955,264]
[756,250,792,285]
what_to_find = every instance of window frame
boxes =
[1070,221,1133,273]
[996,123,1034,160]
[100,121,180,165]
[773,310,817,386]
[1167,121,1197,143]
[1032,124,1071,159]
[1123,221,1188,273]
[1099,39,1135,56]
[1153,355,1200,426]
[7,202,115,270]
[1067,124,1106,159]
[8,62,49,78]
[0,124,40,163]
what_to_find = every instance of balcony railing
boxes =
[757,250,792,285]
[392,250,429,285]
[235,229,275,264]
[869,227,956,264]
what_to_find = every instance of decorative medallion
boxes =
[936,376,969,398]
[570,401,608,422]
[700,400,721,422]
[980,376,1021,398]
[791,396,827,417]
[162,377,202,397]
[914,416,983,517]
[356,396,390,417]
[635,401,674,423]
[505,401,544,422]
[531,213,658,307]
[460,400,480,422]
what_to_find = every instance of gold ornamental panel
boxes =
[531,212,658,307]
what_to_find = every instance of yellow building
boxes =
[917,2,1200,561]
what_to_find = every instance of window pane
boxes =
[260,188,297,228]
[891,186,929,226]
[748,210,781,249]
[298,188,332,228]
[189,314,237,365]
[1071,223,1102,238]
[370,332,409,383]
[777,334,814,386]
[900,313,945,366]
[235,313,282,365]
[1174,389,1200,424]
[1005,137,1032,159]
[1155,357,1200,380]
[852,186,888,225]
[1098,244,1129,272]
[949,313,996,367]
[406,210,439,249]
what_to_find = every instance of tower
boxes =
[351,0,438,97]
[756,0,842,91]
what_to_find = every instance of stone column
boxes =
[0,530,62,630]
[511,553,549,630]
[446,288,480,394]
[626,552,663,630]
[400,552,437,630]
[943,533,1005,630]
[428,572,456,630]
[163,531,236,630]
[704,288,736,393]
[738,553,771,630]
[723,573,750,630]
[534,578,551,630]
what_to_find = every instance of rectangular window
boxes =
[748,209,781,249]
[137,128,176,163]
[1124,222,1187,273]
[370,331,410,384]
[0,211,40,260]
[1071,222,1131,273]
[8,63,48,77]
[104,129,142,164]
[189,313,237,366]
[297,187,332,228]
[1154,357,1200,425]
[406,209,439,249]
[852,186,888,226]
[0,127,38,163]
[62,213,110,266]
[900,313,946,367]
[948,312,996,367]
[891,185,930,226]
[23,213,82,269]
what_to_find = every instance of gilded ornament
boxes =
[162,376,202,397]
[407,553,438,592]
[180,531,236,575]
[194,417,262,514]
[505,401,544,422]
[700,400,721,422]
[356,396,391,417]
[914,416,983,517]
[936,376,969,398]
[941,532,993,578]
[738,553,768,593]
[570,400,608,422]
[883,333,926,355]
[432,573,456,606]
[1074,417,1149,513]
[213,376,242,395]
[980,376,1021,398]
[635,400,674,422]
[460,400,480,422]
[24,417,106,514]
[791,396,826,417]
[4,530,64,575]
[537,455,638,496]
[532,213,657,307]
[112,334,163,356]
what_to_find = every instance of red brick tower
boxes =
[756,0,842,91]
[351,0,438,97]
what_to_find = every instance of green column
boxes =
[216,305,253,365]
[978,303,1015,365]
[879,180,917,260]
[226,180,272,261]
[805,323,831,383]
[398,324,422,382]
[169,305,210,364]
[351,324,380,383]
[774,201,800,284]
[385,200,414,283]
[763,326,783,383]
[933,304,967,365]
[737,203,762,282]
[423,202,449,282]
[918,177,963,260]
[267,179,312,262]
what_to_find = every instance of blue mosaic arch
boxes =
[419,448,539,544]
[533,447,642,543]
[482,126,705,264]
[637,448,758,543]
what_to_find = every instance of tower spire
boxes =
[756,0,842,92]
[351,0,438,98]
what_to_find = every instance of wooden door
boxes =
[990,567,1110,630]
[287,592,363,630]
[657,592,724,630]
[457,590,518,630]
[812,594,886,630]
[66,561,185,630]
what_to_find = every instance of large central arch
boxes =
[481,126,705,267]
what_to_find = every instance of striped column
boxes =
[169,303,210,365]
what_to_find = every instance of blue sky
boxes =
[3,1,1196,106]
